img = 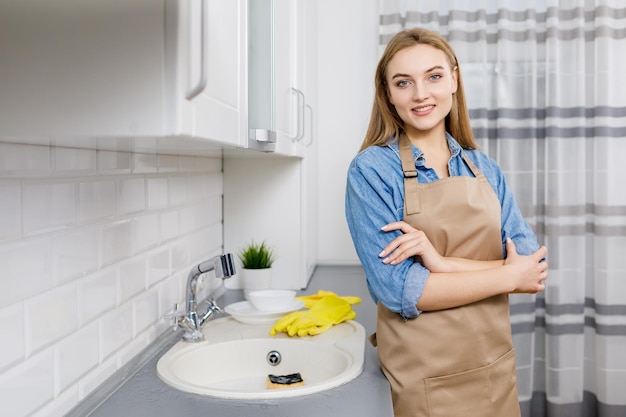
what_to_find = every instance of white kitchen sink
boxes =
[156,316,365,399]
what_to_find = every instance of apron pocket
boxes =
[424,348,519,417]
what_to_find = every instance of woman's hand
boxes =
[379,221,448,271]
[503,238,548,294]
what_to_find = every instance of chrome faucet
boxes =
[170,253,236,342]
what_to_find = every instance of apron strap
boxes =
[461,153,488,182]
[399,134,421,215]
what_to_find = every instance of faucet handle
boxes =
[199,298,223,323]
[207,298,222,313]
[164,303,186,331]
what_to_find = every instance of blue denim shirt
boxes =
[345,133,540,319]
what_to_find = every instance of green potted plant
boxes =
[237,240,276,299]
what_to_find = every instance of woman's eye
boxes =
[396,80,409,87]
[429,74,442,81]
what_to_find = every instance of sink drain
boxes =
[267,350,281,366]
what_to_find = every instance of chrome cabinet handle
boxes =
[186,0,208,100]
[290,87,305,142]
[302,103,314,147]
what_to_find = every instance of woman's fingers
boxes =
[379,222,415,258]
[380,221,417,236]
[379,223,431,265]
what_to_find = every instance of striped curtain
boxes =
[379,1,626,416]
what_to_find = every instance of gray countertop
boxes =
[82,265,394,417]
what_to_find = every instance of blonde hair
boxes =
[359,27,477,152]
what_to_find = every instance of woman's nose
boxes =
[412,82,428,101]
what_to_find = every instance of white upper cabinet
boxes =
[272,0,299,156]
[0,0,246,148]
[171,0,246,146]
[274,0,313,157]
[248,0,314,157]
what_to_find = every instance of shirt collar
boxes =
[386,132,463,162]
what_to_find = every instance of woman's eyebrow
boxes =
[391,72,411,80]
[390,65,445,80]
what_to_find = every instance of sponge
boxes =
[266,373,304,389]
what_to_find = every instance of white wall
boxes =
[316,0,380,264]
[0,143,224,417]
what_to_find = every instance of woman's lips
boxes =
[412,104,434,115]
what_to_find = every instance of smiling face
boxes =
[385,43,458,141]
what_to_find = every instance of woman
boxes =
[345,28,548,417]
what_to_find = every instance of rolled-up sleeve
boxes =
[472,152,541,257]
[345,149,429,319]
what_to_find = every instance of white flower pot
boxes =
[239,267,272,299]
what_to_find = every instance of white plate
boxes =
[224,299,305,325]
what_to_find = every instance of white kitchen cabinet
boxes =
[170,0,246,146]
[224,0,318,289]
[266,0,316,156]
[0,0,246,149]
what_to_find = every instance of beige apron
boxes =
[373,135,521,417]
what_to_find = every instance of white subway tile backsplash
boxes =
[0,349,54,417]
[188,224,223,264]
[101,220,133,266]
[97,150,131,173]
[117,177,146,215]
[159,210,180,243]
[131,153,158,174]
[133,213,160,253]
[133,289,159,335]
[52,226,100,283]
[25,284,78,356]
[0,143,51,176]
[158,273,183,317]
[0,303,25,371]
[0,143,224,415]
[56,323,99,392]
[77,180,116,224]
[188,174,206,200]
[157,154,179,172]
[206,196,223,225]
[53,147,97,175]
[178,155,197,172]
[116,332,149,367]
[146,177,169,209]
[78,356,117,400]
[0,237,53,308]
[180,204,200,235]
[196,156,222,173]
[99,303,133,360]
[118,257,147,303]
[23,181,76,235]
[31,386,79,417]
[77,269,117,326]
[170,239,190,272]
[169,175,189,206]
[0,180,21,241]
[147,248,170,288]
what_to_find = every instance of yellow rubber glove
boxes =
[296,290,361,309]
[270,296,357,337]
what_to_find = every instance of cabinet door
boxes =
[273,0,315,158]
[0,0,165,137]
[273,0,299,156]
[173,0,245,147]
[0,0,245,148]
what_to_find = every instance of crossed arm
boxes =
[378,221,549,312]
